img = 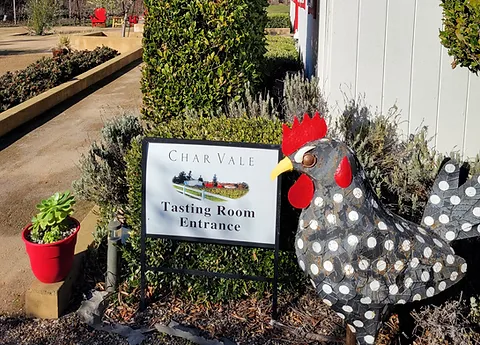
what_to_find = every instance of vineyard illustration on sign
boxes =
[172,171,249,202]
[270,113,480,345]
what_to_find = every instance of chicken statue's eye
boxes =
[302,153,316,168]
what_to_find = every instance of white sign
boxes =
[143,139,280,247]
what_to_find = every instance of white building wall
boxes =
[310,0,480,158]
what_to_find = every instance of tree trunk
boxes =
[121,11,127,37]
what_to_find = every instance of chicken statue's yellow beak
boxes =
[270,156,293,180]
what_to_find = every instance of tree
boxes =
[26,0,59,35]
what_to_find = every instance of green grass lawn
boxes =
[267,4,290,14]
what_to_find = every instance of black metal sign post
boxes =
[139,138,282,320]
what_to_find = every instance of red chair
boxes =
[128,15,139,25]
[90,8,107,27]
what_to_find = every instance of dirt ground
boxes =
[0,28,143,313]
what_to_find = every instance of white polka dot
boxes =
[447,255,455,264]
[411,257,420,268]
[310,264,319,275]
[371,199,378,208]
[478,175,480,184]
[364,335,375,344]
[360,297,372,304]
[314,197,324,207]
[402,240,411,251]
[424,216,434,226]
[299,260,305,271]
[439,181,450,191]
[310,220,318,230]
[353,188,363,199]
[297,238,304,249]
[396,223,405,232]
[450,195,461,205]
[299,219,305,228]
[312,242,321,253]
[323,260,333,272]
[364,311,375,319]
[426,287,435,297]
[404,277,413,288]
[378,221,387,230]
[421,271,430,282]
[466,187,477,197]
[413,294,422,301]
[333,193,343,203]
[336,312,345,320]
[450,271,458,281]
[439,214,450,224]
[344,264,354,276]
[359,259,369,270]
[461,263,467,273]
[370,280,380,291]
[445,231,456,241]
[438,281,446,291]
[348,211,359,221]
[328,240,339,252]
[322,284,333,294]
[397,299,406,304]
[433,238,443,248]
[394,260,404,271]
[473,207,480,217]
[430,194,441,204]
[478,225,480,234]
[348,324,356,333]
[339,285,350,295]
[462,223,472,232]
[433,262,443,273]
[353,320,364,328]
[367,237,377,248]
[310,279,316,289]
[327,214,337,225]
[389,284,399,295]
[451,247,455,254]
[322,298,332,306]
[376,260,387,271]
[384,240,394,251]
[418,227,427,235]
[423,247,432,258]
[348,235,359,246]
[445,163,456,173]
[416,235,425,243]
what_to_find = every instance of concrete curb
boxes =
[24,206,99,319]
[0,47,142,138]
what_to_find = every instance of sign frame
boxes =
[140,138,283,319]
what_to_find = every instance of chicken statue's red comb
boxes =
[282,112,328,155]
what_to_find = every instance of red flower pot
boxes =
[21,218,80,284]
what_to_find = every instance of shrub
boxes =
[440,0,480,73]
[262,35,302,91]
[26,0,59,35]
[0,46,119,112]
[122,115,304,303]
[266,13,290,28]
[141,0,268,126]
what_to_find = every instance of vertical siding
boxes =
[312,0,480,158]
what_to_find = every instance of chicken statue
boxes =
[270,112,480,345]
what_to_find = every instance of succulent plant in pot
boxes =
[21,191,81,283]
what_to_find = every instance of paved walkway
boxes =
[0,62,142,314]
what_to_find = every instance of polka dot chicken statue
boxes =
[270,112,477,345]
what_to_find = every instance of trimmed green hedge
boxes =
[440,0,480,73]
[262,36,301,90]
[266,13,291,29]
[122,116,304,302]
[141,0,268,126]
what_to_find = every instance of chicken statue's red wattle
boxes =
[271,112,480,345]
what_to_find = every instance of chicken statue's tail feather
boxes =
[422,159,480,242]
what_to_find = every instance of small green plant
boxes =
[30,191,76,244]
[26,0,59,35]
[56,35,71,51]
[439,0,480,73]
